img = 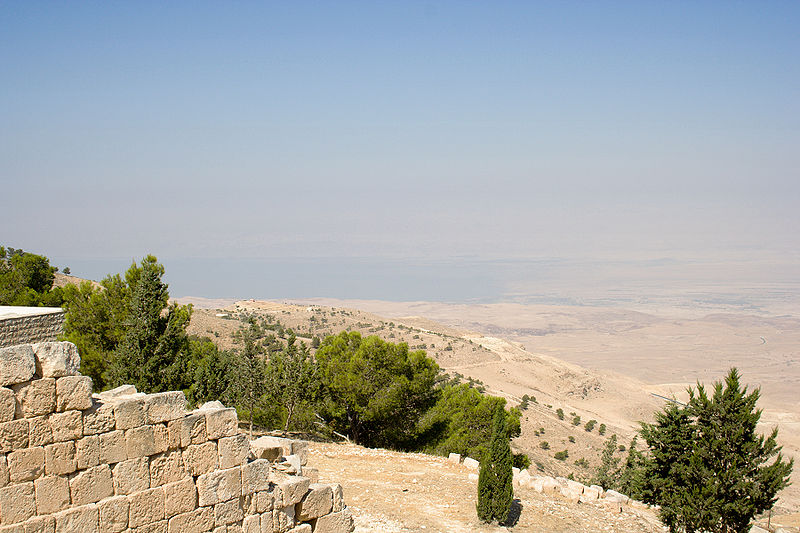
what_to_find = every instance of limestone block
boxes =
[166,419,181,449]
[69,464,113,505]
[55,376,93,412]
[149,450,187,487]
[113,396,146,430]
[76,435,100,469]
[290,440,308,466]
[183,441,218,476]
[28,416,52,447]
[203,408,238,440]
[132,520,167,533]
[21,514,55,533]
[272,505,296,533]
[112,456,150,495]
[167,506,213,532]
[604,489,630,503]
[53,503,99,533]
[297,483,333,521]
[462,457,479,469]
[218,434,250,469]
[287,525,312,533]
[589,484,604,496]
[128,486,166,528]
[12,378,56,417]
[0,482,35,524]
[514,469,532,487]
[196,467,242,507]
[214,498,244,526]
[31,342,80,378]
[0,388,15,423]
[99,430,127,464]
[310,509,354,533]
[98,495,129,533]
[330,483,344,512]
[303,467,319,484]
[0,345,35,387]
[560,486,582,503]
[0,419,28,452]
[250,436,291,462]
[49,410,82,442]
[256,490,274,513]
[126,425,165,458]
[0,455,8,487]
[163,477,196,518]
[273,476,310,507]
[241,459,271,495]
[468,473,478,481]
[96,385,137,400]
[447,452,460,464]
[0,522,23,533]
[44,441,76,475]
[83,401,115,435]
[580,487,601,502]
[8,446,44,482]
[227,524,244,533]
[242,515,260,533]
[179,413,207,447]
[145,392,186,424]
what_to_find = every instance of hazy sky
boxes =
[2,2,799,274]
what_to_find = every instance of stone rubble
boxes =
[0,341,355,533]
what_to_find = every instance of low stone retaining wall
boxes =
[0,308,65,349]
[0,341,354,533]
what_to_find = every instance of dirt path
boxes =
[307,442,666,533]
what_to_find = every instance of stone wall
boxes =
[0,341,354,533]
[0,308,65,349]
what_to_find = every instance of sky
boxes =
[2,2,799,298]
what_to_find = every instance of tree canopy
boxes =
[0,246,63,306]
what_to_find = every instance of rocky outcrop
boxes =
[0,341,354,533]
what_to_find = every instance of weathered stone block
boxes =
[297,483,333,521]
[12,378,56,417]
[53,503,99,533]
[250,436,291,462]
[179,413,207,447]
[149,450,187,487]
[256,490,274,513]
[8,446,44,482]
[163,477,196,518]
[145,391,186,424]
[132,520,168,533]
[462,457,479,469]
[44,441,76,475]
[99,429,126,464]
[28,416,53,446]
[98,495,129,532]
[241,459,271,495]
[167,506,214,533]
[70,464,113,505]
[310,509,354,533]
[49,409,82,442]
[242,515,260,533]
[128,486,166,528]
[274,476,310,507]
[113,396,146,430]
[166,419,181,449]
[21,514,55,533]
[34,475,71,514]
[213,498,244,526]
[290,440,308,466]
[0,419,28,452]
[55,376,93,412]
[183,441,218,476]
[0,455,8,487]
[76,435,100,469]
[96,384,136,400]
[287,525,312,533]
[0,345,35,387]
[0,387,15,423]
[197,467,242,507]
[218,434,250,469]
[0,481,35,524]
[112,456,150,495]
[330,483,344,512]
[303,467,319,483]
[203,407,238,440]
[126,425,163,458]
[82,401,115,435]
[272,505,296,533]
[32,341,81,378]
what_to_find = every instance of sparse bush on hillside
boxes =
[568,436,575,443]
[539,441,550,450]
[598,423,606,435]
[584,419,596,432]
[554,450,569,461]
[556,408,564,420]
[572,415,581,426]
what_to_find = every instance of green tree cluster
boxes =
[0,246,63,306]
[476,412,514,524]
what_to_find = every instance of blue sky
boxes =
[2,2,798,288]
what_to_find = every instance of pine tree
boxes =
[476,410,514,524]
[640,368,793,533]
[593,434,620,489]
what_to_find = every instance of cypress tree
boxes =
[476,410,514,524]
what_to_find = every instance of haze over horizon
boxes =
[3,2,798,302]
